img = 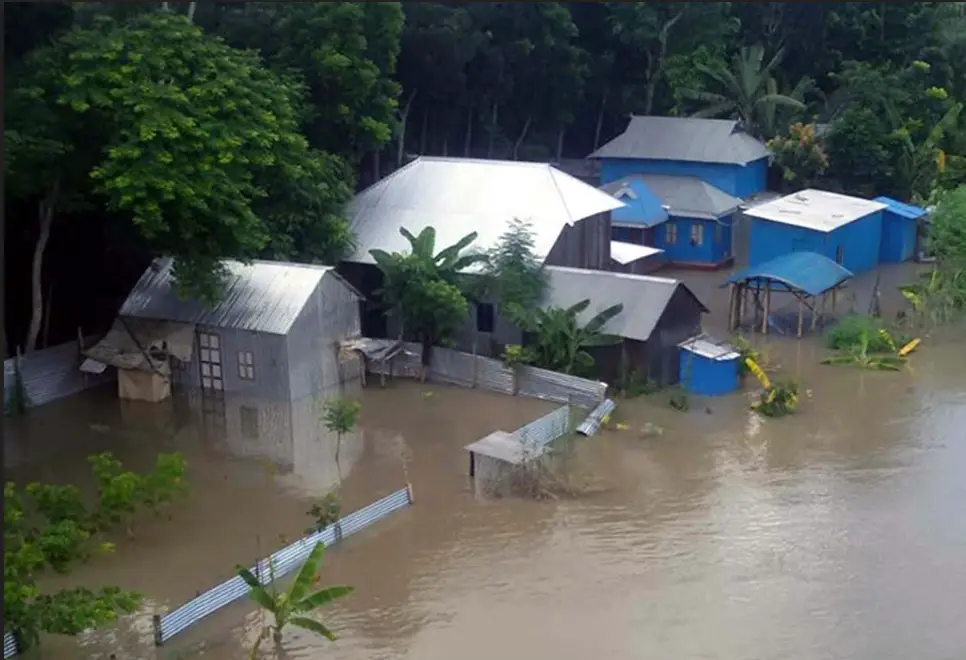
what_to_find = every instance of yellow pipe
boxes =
[898,338,921,357]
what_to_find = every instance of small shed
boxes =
[465,430,547,497]
[603,173,742,269]
[83,258,365,403]
[724,251,854,337]
[678,336,741,397]
[874,196,929,264]
[542,266,708,387]
[589,115,771,199]
[743,189,888,275]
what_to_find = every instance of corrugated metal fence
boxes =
[512,405,573,448]
[154,486,412,645]
[3,632,17,659]
[369,342,607,408]
[3,335,113,411]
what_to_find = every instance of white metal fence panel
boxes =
[513,405,572,448]
[156,487,412,646]
[4,336,113,410]
[3,632,17,659]
[516,365,606,407]
[366,342,606,405]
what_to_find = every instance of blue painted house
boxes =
[744,189,888,275]
[601,174,741,269]
[874,196,929,263]
[588,115,771,199]
[678,336,741,397]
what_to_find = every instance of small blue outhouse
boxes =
[874,196,928,263]
[744,189,887,275]
[678,336,741,397]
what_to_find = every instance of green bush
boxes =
[825,314,906,353]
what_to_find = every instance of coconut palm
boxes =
[238,542,353,657]
[511,299,624,376]
[681,45,809,139]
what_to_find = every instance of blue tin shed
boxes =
[601,173,742,270]
[678,336,741,396]
[874,196,928,263]
[743,189,888,275]
[588,116,771,199]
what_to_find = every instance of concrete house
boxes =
[83,259,365,485]
[339,156,625,357]
[589,115,771,199]
[743,189,888,274]
[541,266,708,387]
[602,173,742,269]
[874,196,929,263]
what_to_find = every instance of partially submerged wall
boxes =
[4,336,113,412]
[367,342,607,407]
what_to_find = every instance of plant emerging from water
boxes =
[4,452,187,651]
[239,542,353,657]
[826,314,906,353]
[751,378,800,417]
[321,397,361,479]
[306,492,341,534]
[821,329,908,371]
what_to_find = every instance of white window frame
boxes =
[198,332,223,391]
[665,223,678,245]
[238,350,255,381]
[691,223,704,246]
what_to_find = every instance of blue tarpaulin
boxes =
[723,251,853,297]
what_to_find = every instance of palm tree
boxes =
[238,542,353,658]
[681,45,808,139]
[511,299,624,376]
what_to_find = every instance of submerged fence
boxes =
[368,342,607,408]
[513,404,573,449]
[153,486,412,645]
[4,335,113,412]
[3,632,16,659]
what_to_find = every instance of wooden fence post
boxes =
[153,614,163,646]
[406,482,415,504]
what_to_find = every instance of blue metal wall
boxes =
[651,216,732,266]
[747,210,883,275]
[879,209,917,263]
[599,158,768,198]
[679,350,740,396]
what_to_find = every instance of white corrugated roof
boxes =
[678,336,740,361]
[610,241,663,264]
[743,189,887,232]
[346,157,625,264]
[120,258,362,335]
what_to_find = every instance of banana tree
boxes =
[370,227,488,369]
[886,101,963,201]
[820,330,907,371]
[511,299,624,377]
[237,542,353,657]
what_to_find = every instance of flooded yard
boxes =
[7,262,966,660]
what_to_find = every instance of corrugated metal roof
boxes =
[588,116,771,165]
[119,258,362,335]
[603,174,741,220]
[610,241,663,264]
[345,156,625,265]
[679,336,740,361]
[544,266,706,342]
[723,251,854,297]
[745,188,887,232]
[873,196,928,220]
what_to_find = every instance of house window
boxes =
[240,406,259,439]
[836,245,844,264]
[476,302,495,334]
[665,223,678,244]
[690,223,704,246]
[238,351,255,381]
[198,332,223,391]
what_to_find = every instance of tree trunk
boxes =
[25,183,59,354]
[487,101,499,159]
[555,126,566,162]
[593,90,608,151]
[397,89,417,167]
[512,115,532,160]
[645,10,685,115]
[463,105,474,157]
[419,107,429,155]
[187,1,197,22]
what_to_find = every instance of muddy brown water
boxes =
[5,264,966,660]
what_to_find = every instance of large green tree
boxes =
[6,10,354,350]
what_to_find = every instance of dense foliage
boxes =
[4,452,187,650]
[5,2,966,353]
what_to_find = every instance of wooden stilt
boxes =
[812,293,824,332]
[761,282,771,334]
[797,295,805,338]
[728,284,736,331]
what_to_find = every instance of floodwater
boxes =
[6,264,966,660]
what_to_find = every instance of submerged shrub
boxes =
[826,314,905,353]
